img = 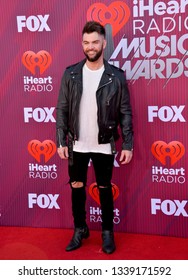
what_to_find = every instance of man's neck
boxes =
[86,58,104,70]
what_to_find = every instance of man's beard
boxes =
[84,47,103,62]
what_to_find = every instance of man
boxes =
[56,21,133,254]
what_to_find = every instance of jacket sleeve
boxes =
[119,72,134,151]
[56,70,69,148]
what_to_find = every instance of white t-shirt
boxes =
[73,63,111,154]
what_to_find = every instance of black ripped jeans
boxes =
[68,152,115,230]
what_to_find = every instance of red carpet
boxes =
[0,226,188,260]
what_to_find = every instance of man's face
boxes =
[82,32,106,62]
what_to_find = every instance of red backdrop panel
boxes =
[0,0,188,237]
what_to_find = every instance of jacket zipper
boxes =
[73,134,77,145]
[97,78,112,130]
[58,129,62,147]
[97,79,112,91]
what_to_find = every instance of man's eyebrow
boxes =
[83,40,100,43]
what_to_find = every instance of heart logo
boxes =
[151,141,185,166]
[87,1,130,36]
[88,182,119,205]
[22,50,52,75]
[28,140,56,163]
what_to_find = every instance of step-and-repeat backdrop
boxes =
[1,0,188,238]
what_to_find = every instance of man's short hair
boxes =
[82,21,106,38]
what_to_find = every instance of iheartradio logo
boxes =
[87,1,130,36]
[151,141,185,166]
[28,140,56,163]
[88,182,119,205]
[22,50,52,75]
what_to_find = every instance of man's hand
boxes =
[119,150,133,164]
[57,146,69,159]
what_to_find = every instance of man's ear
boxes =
[103,39,107,50]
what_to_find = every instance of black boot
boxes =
[66,186,89,251]
[102,230,116,254]
[66,225,90,251]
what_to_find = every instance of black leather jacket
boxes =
[56,59,133,157]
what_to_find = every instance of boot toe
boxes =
[66,239,81,251]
